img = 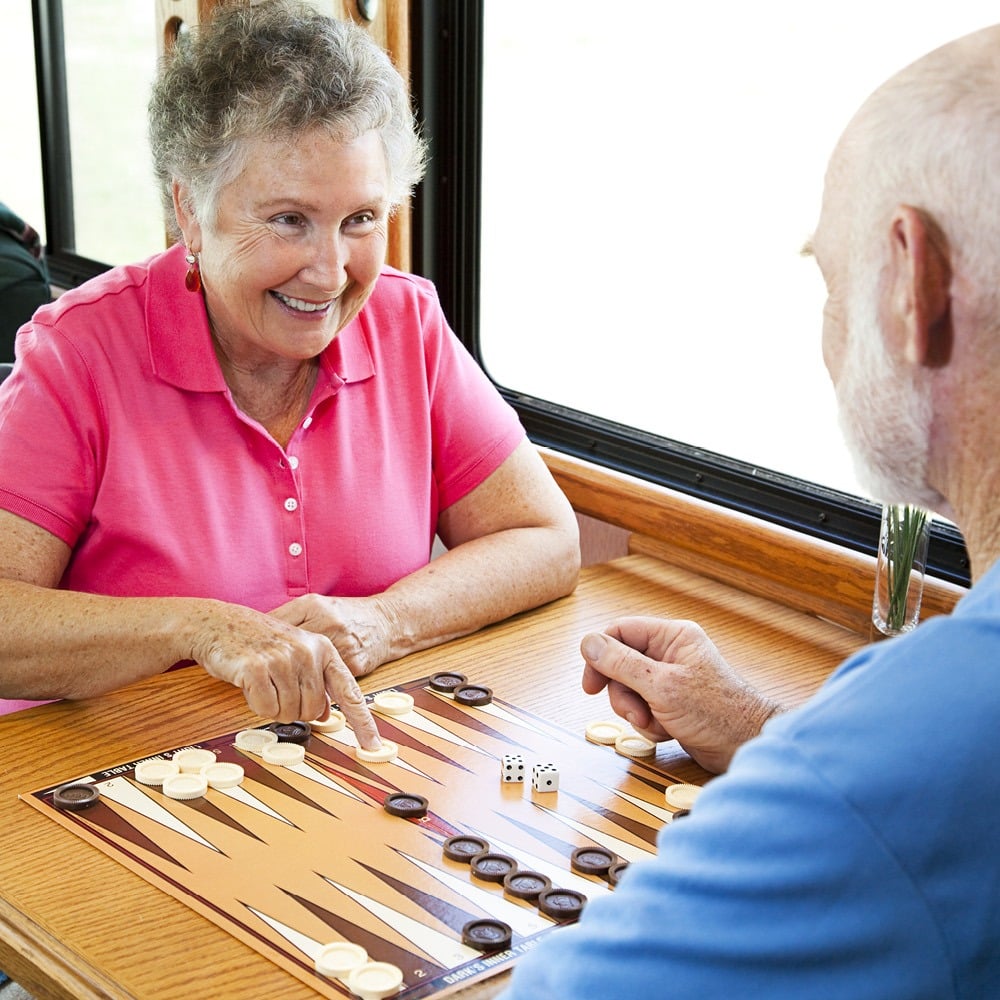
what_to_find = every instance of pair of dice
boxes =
[502,754,559,791]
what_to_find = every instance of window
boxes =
[481,3,998,503]
[413,3,984,585]
[27,1,163,286]
[23,2,980,585]
[59,1,163,265]
[1,3,44,239]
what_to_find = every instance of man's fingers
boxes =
[581,631,644,687]
[581,661,610,695]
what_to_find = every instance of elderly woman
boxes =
[0,0,579,737]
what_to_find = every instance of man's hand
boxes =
[580,617,783,773]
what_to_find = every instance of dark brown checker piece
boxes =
[503,870,552,901]
[607,860,630,887]
[267,721,312,744]
[461,918,513,952]
[52,783,100,812]
[570,845,618,876]
[383,793,428,819]
[672,808,691,821]
[537,887,587,922]
[470,850,517,883]
[443,834,490,863]
[428,671,468,693]
[453,683,493,707]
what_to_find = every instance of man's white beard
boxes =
[835,283,946,513]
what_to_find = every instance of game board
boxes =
[22,676,687,999]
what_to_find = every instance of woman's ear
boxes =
[171,180,202,253]
[887,204,952,367]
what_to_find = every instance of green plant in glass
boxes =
[873,504,931,636]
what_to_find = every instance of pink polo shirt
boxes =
[0,244,524,714]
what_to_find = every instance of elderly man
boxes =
[504,24,1000,1000]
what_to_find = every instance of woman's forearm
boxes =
[376,522,580,663]
[0,580,207,700]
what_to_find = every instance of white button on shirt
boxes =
[284,498,298,512]
[289,543,303,557]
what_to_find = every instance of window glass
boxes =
[61,2,163,263]
[0,3,45,241]
[481,3,999,498]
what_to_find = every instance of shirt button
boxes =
[302,416,313,429]
[289,542,303,557]
[288,456,300,470]
[284,498,298,512]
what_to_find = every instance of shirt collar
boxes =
[147,243,375,394]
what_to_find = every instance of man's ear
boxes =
[171,180,202,253]
[887,204,952,367]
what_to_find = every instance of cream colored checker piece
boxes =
[614,733,656,758]
[309,709,347,733]
[172,747,217,773]
[134,758,180,786]
[372,690,414,717]
[345,960,404,1000]
[355,739,399,764]
[665,783,703,810]
[200,762,245,789]
[162,773,208,801]
[585,720,625,745]
[315,940,368,979]
[262,742,306,766]
[235,728,279,754]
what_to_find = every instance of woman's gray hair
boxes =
[149,0,427,239]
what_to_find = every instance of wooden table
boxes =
[0,554,863,999]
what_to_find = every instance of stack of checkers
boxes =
[234,724,307,767]
[570,845,631,887]
[313,940,404,999]
[133,749,246,800]
[51,782,101,811]
[309,708,347,732]
[584,719,656,759]
[664,782,703,818]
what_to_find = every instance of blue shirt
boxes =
[503,560,1000,999]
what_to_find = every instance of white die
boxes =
[501,754,525,783]
[531,763,559,792]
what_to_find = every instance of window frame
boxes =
[410,0,970,587]
[29,0,970,586]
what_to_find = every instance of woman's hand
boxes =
[269,594,395,678]
[189,602,381,749]
[580,617,783,774]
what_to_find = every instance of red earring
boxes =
[184,251,201,293]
